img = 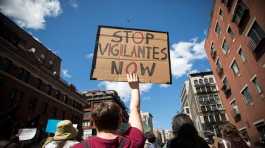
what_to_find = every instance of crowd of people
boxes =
[1,74,265,148]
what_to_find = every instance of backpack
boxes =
[81,136,126,148]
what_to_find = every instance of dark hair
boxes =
[145,132,156,143]
[172,113,197,137]
[220,122,240,139]
[168,114,208,148]
[92,102,122,132]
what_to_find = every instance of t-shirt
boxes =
[73,127,145,148]
[44,140,79,148]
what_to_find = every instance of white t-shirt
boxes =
[44,140,79,148]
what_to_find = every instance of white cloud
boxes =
[69,0,78,8]
[160,84,171,88]
[0,0,62,29]
[170,38,206,78]
[188,69,199,75]
[99,82,152,102]
[62,69,72,78]
[84,53,94,59]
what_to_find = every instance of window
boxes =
[48,60,54,69]
[209,114,215,122]
[194,80,198,85]
[239,128,250,142]
[215,22,221,35]
[83,129,93,139]
[217,104,222,109]
[215,113,220,122]
[196,87,200,93]
[238,48,246,62]
[227,26,235,38]
[209,78,214,83]
[199,79,203,84]
[214,94,219,101]
[231,100,240,115]
[216,58,223,76]
[206,106,211,111]
[221,113,226,121]
[211,105,217,111]
[232,1,250,33]
[254,121,265,142]
[217,58,222,69]
[201,106,206,112]
[252,77,262,93]
[231,60,240,75]
[199,96,204,104]
[248,22,265,48]
[185,108,190,114]
[210,43,217,58]
[222,39,229,54]
[241,86,252,104]
[211,86,217,92]
[222,77,231,97]
[204,116,209,123]
[204,78,209,83]
[222,0,234,11]
[219,9,224,16]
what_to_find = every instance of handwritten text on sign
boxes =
[91,26,171,84]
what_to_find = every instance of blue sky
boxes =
[0,0,212,129]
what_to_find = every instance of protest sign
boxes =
[17,128,37,141]
[90,26,172,84]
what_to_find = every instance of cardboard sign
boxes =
[90,26,172,84]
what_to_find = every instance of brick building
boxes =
[204,0,265,143]
[81,90,128,139]
[0,13,87,140]
[180,72,227,138]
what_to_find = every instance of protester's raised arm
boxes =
[127,73,143,132]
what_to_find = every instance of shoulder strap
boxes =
[118,136,126,148]
[82,140,90,148]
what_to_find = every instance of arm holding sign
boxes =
[127,73,143,132]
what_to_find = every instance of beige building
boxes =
[141,111,153,133]
[180,72,227,138]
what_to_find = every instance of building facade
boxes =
[141,112,153,133]
[81,90,128,139]
[180,72,227,138]
[0,13,87,140]
[204,0,265,143]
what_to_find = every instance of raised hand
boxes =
[127,73,139,90]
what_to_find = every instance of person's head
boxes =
[145,132,156,143]
[53,120,77,140]
[171,113,197,137]
[220,122,240,139]
[92,102,122,133]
